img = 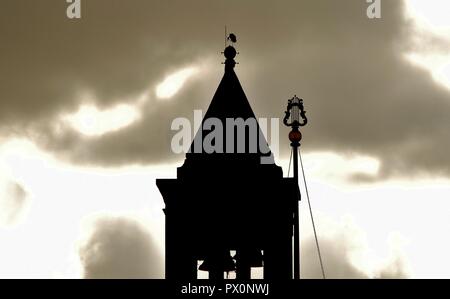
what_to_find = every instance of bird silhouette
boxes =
[227,33,237,43]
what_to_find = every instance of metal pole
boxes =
[292,142,300,280]
[283,95,307,280]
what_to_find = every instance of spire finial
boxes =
[222,31,238,70]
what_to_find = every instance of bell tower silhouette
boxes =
[157,39,298,280]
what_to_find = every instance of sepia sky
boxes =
[0,0,449,278]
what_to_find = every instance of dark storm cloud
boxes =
[1,0,450,178]
[78,216,163,279]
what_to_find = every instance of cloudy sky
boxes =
[0,0,449,278]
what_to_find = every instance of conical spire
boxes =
[184,43,274,170]
[203,45,255,122]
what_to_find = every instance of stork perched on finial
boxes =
[227,33,237,44]
[222,29,239,68]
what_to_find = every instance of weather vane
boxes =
[283,95,307,280]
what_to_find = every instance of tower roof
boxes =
[203,46,256,122]
[186,45,273,162]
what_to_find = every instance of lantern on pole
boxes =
[283,95,307,279]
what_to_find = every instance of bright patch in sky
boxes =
[0,139,168,278]
[406,53,450,89]
[0,139,449,278]
[62,104,141,137]
[297,152,380,181]
[156,67,199,99]
[405,0,450,30]
[404,0,450,89]
[442,63,450,84]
